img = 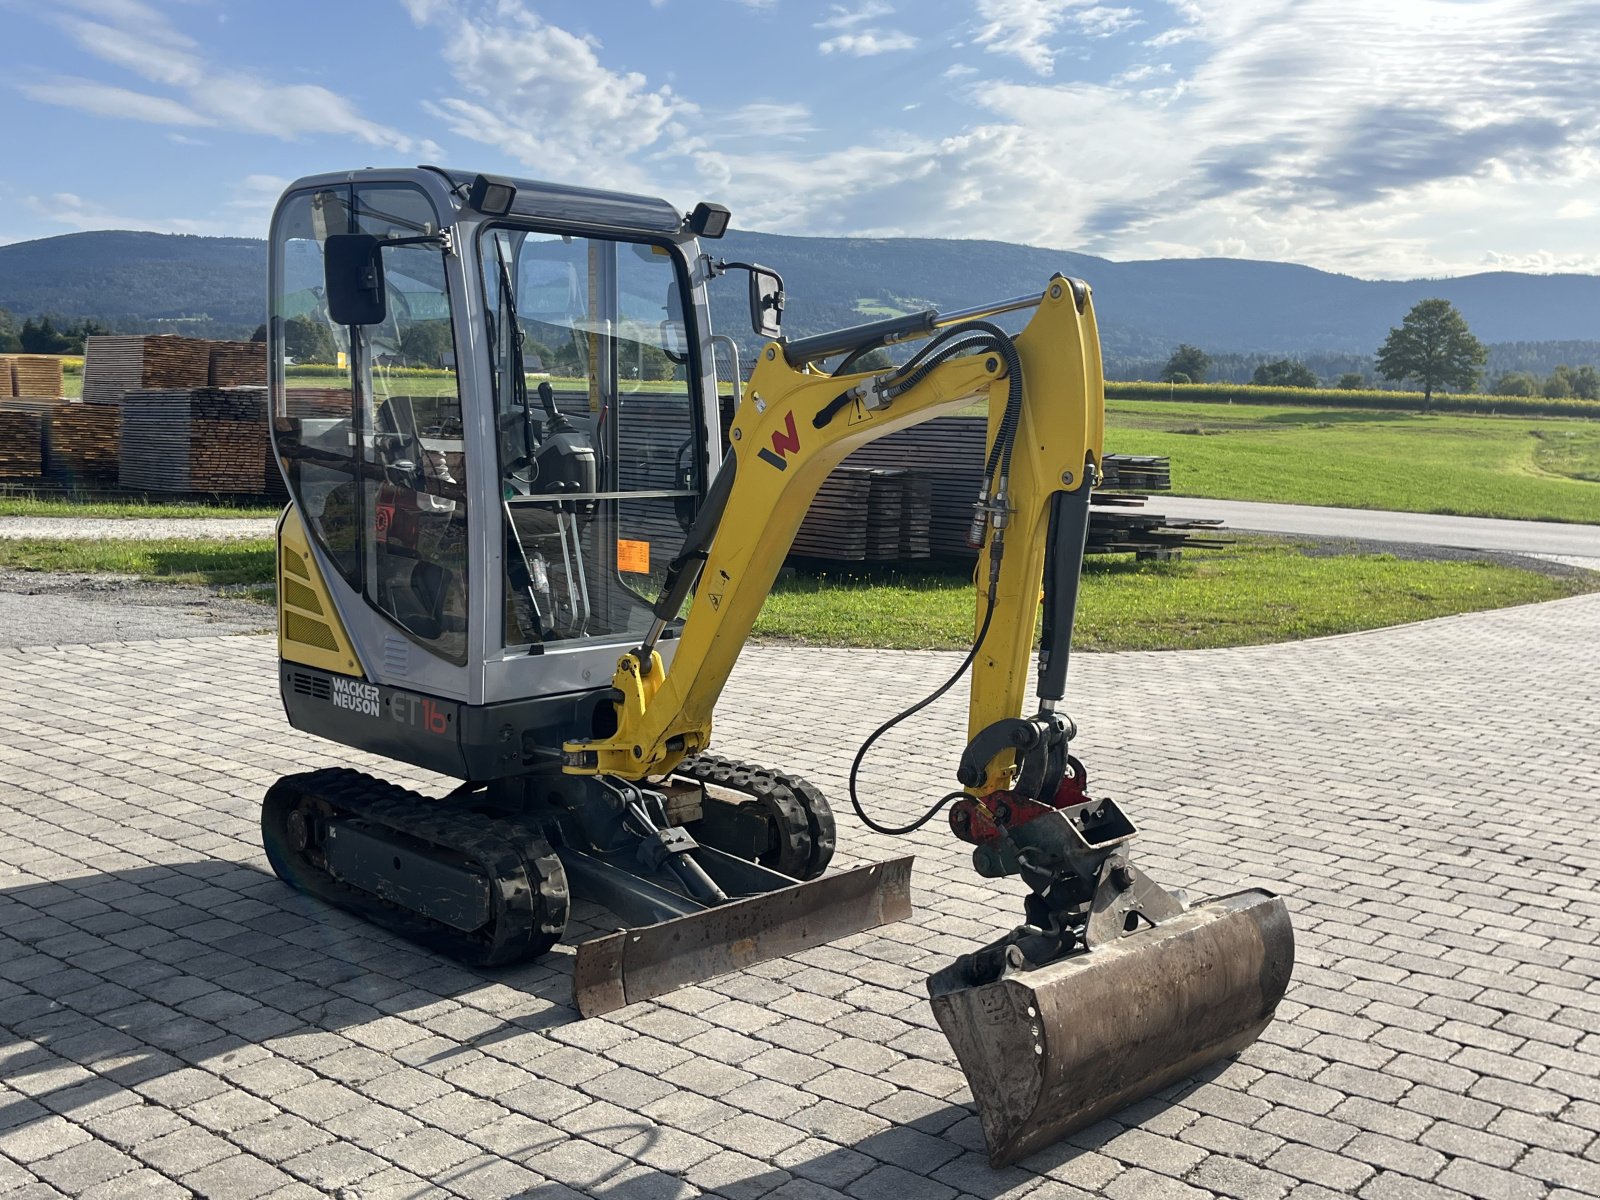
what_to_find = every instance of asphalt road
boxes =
[1157,497,1600,566]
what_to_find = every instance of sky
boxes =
[2,0,1597,280]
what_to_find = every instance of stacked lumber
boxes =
[0,357,14,398]
[1099,454,1171,491]
[119,387,269,492]
[793,468,932,563]
[82,335,211,404]
[0,408,45,479]
[45,404,122,486]
[285,387,352,417]
[208,340,267,387]
[13,356,65,399]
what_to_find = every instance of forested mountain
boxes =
[3,228,1597,366]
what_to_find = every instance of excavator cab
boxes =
[265,166,1292,1171]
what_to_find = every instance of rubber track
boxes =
[263,767,569,967]
[673,753,836,881]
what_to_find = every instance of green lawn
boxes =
[0,492,280,519]
[754,540,1593,651]
[4,536,1586,651]
[0,538,276,587]
[1106,401,1600,524]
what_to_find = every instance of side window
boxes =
[271,185,469,666]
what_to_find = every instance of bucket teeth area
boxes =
[928,889,1295,1167]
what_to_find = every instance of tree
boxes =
[1163,344,1210,383]
[1542,365,1574,399]
[1493,372,1539,397]
[20,317,72,354]
[1570,365,1600,401]
[399,320,454,367]
[1337,372,1366,390]
[249,323,268,343]
[1252,359,1318,388]
[284,314,337,363]
[1374,298,1486,406]
[0,309,18,354]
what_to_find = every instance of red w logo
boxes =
[757,411,801,470]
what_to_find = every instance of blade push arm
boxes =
[564,276,1105,790]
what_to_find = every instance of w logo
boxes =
[756,411,801,471]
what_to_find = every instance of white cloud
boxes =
[23,0,433,155]
[815,1,895,29]
[18,77,211,127]
[26,191,234,237]
[410,1,694,187]
[818,30,918,55]
[974,0,1073,74]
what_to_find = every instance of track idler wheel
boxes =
[674,755,836,881]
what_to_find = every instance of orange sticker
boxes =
[617,539,651,574]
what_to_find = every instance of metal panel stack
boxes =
[119,387,270,493]
[81,335,212,404]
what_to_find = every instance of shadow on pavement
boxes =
[0,860,1229,1198]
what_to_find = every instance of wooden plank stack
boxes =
[208,341,267,388]
[45,404,122,486]
[0,408,45,479]
[81,335,212,404]
[119,387,269,493]
[793,467,930,562]
[0,357,14,398]
[13,356,65,399]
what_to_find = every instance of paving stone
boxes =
[8,610,1600,1200]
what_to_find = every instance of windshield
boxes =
[480,228,702,650]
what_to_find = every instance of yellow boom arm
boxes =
[564,277,1104,791]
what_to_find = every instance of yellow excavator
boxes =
[262,167,1294,1166]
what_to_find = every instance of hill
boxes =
[3,228,1598,363]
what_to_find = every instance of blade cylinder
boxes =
[928,889,1294,1167]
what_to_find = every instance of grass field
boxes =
[0,537,275,586]
[0,492,280,519]
[4,536,1588,652]
[1105,401,1600,524]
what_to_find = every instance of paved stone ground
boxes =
[2,598,1598,1200]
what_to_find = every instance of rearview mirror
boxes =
[324,233,387,326]
[749,268,784,340]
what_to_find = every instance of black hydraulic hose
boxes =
[847,558,1002,836]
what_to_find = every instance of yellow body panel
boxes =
[568,280,1103,786]
[277,506,364,678]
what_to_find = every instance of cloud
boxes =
[26,191,234,236]
[23,0,435,155]
[18,78,211,127]
[815,1,895,29]
[974,0,1073,74]
[818,30,918,55]
[408,1,694,187]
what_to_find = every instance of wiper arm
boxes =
[493,238,536,476]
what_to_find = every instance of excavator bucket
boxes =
[928,889,1294,1167]
[573,856,914,1016]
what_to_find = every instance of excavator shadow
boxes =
[0,861,1252,1193]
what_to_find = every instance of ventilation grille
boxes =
[290,671,332,700]
[282,577,323,615]
[383,636,409,675]
[284,612,338,651]
[281,549,311,580]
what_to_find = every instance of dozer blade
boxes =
[928,889,1294,1167]
[573,856,914,1016]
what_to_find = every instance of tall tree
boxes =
[284,314,337,363]
[1375,299,1486,406]
[1252,359,1318,388]
[1162,344,1211,383]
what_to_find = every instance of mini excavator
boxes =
[263,167,1294,1166]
